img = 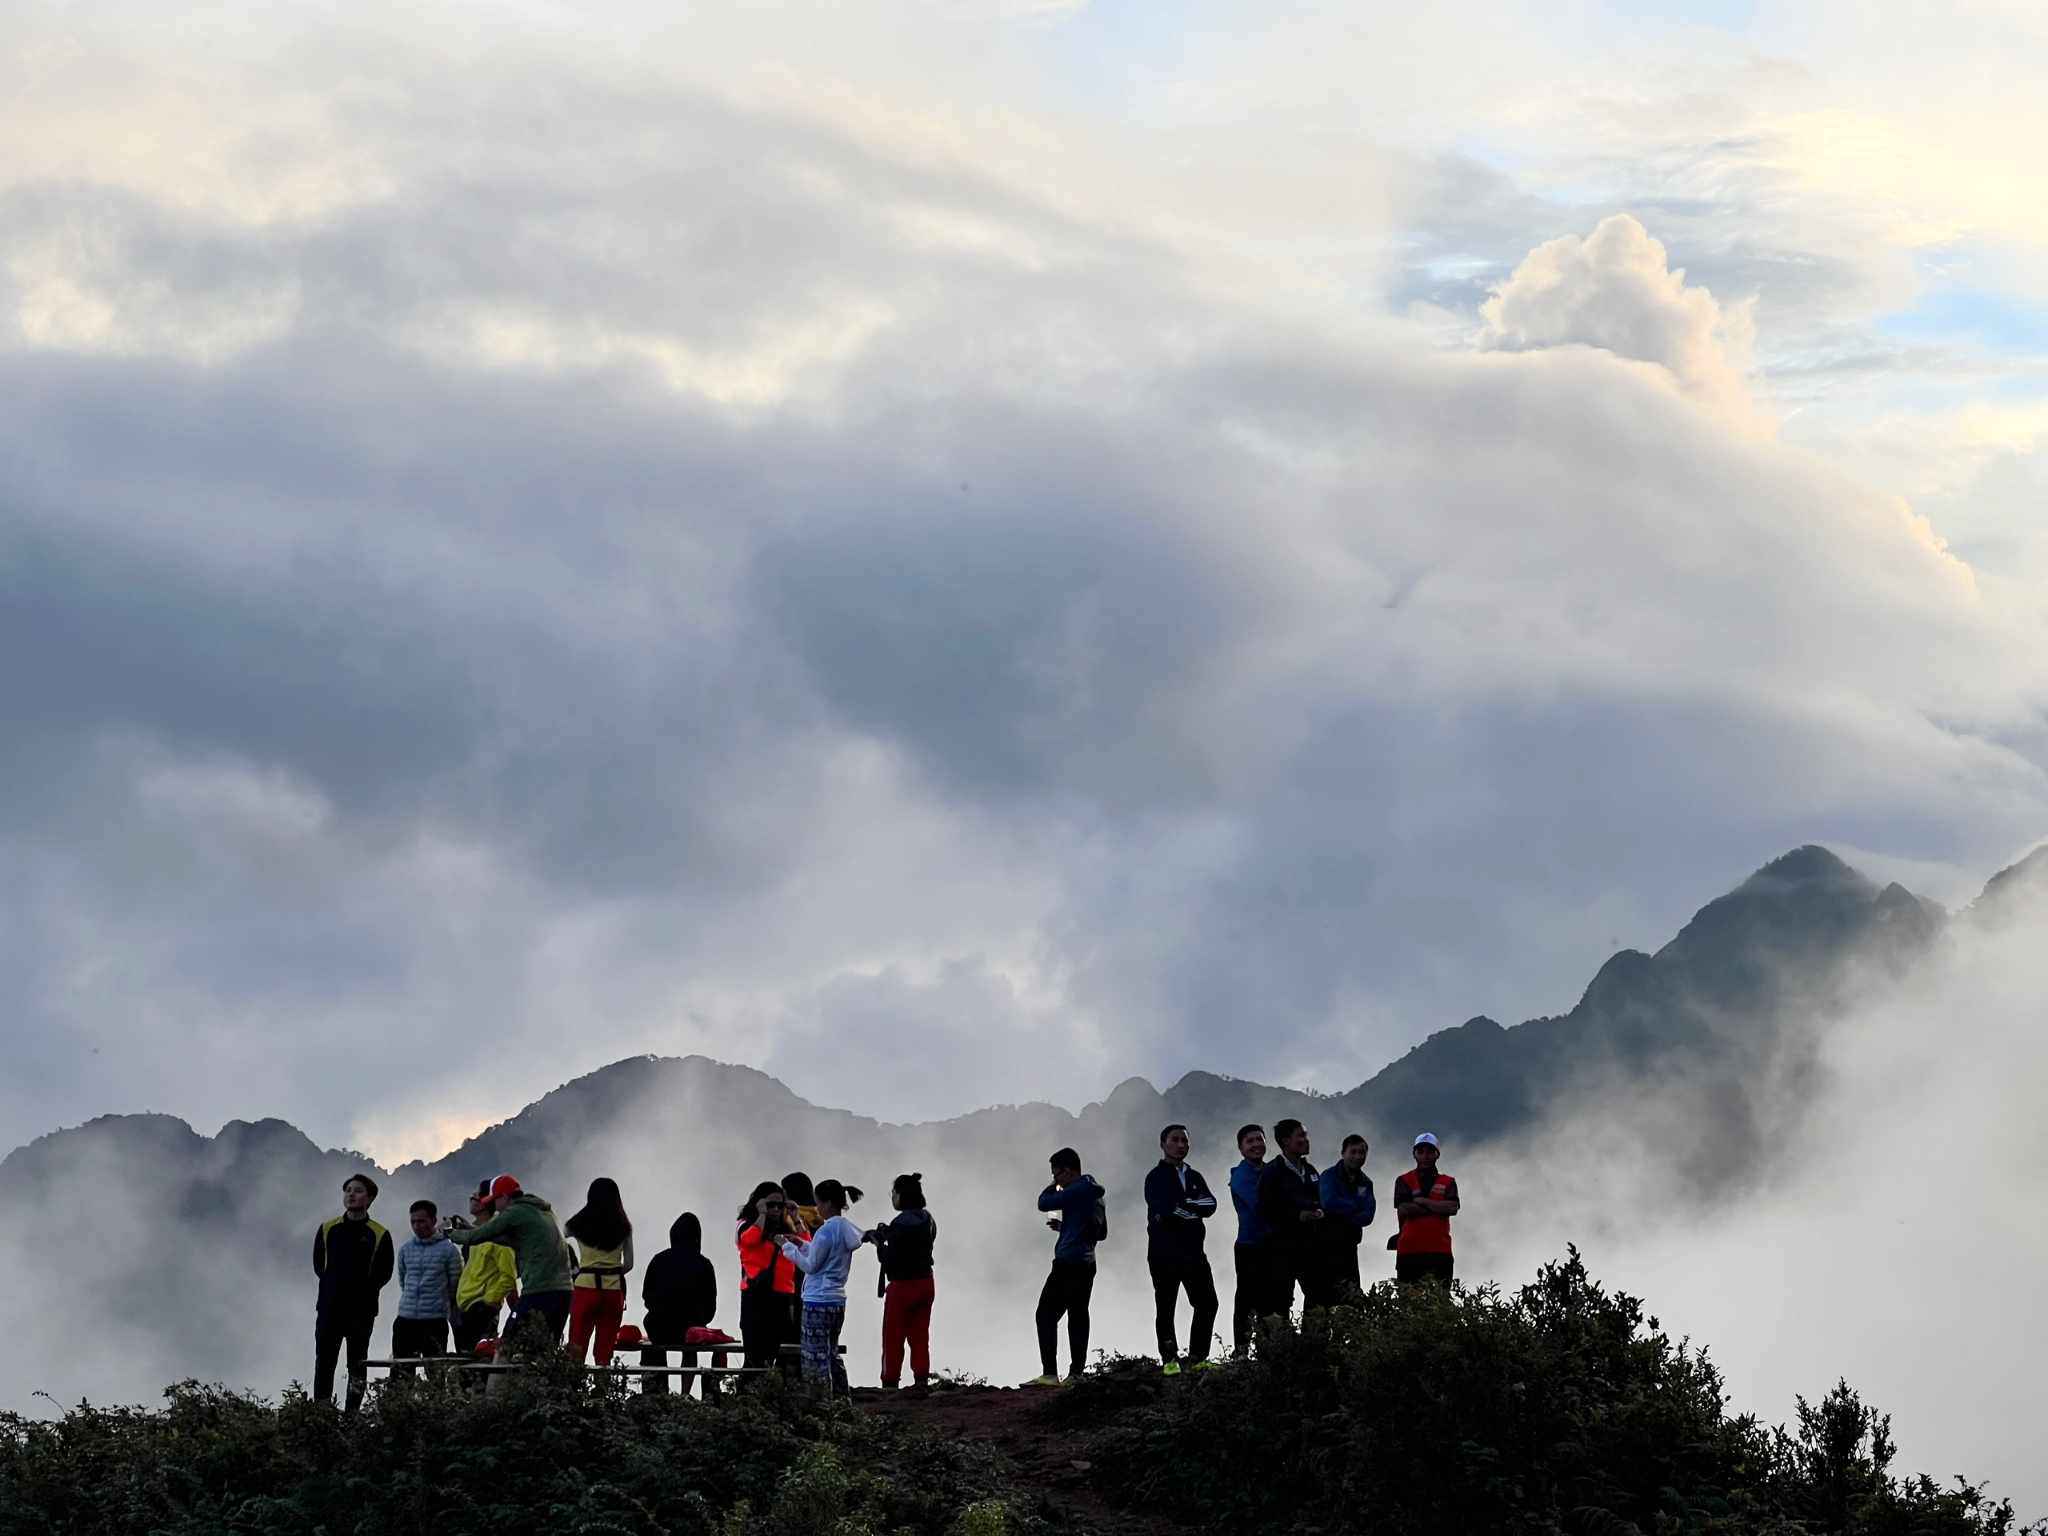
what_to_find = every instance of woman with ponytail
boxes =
[776,1178,864,1396]
[865,1172,938,1391]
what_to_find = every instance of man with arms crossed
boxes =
[1392,1133,1460,1284]
[1143,1123,1219,1374]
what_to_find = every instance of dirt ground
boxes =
[857,1382,1177,1535]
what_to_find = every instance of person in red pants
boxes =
[865,1172,938,1390]
[564,1177,635,1365]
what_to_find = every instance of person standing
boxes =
[1318,1134,1377,1299]
[1029,1147,1106,1386]
[564,1177,635,1367]
[1144,1124,1220,1374]
[778,1178,864,1396]
[866,1172,938,1392]
[1227,1124,1272,1357]
[639,1212,717,1395]
[446,1174,575,1348]
[390,1199,464,1377]
[312,1174,394,1413]
[735,1182,805,1371]
[1257,1118,1326,1316]
[452,1178,518,1375]
[1392,1133,1460,1285]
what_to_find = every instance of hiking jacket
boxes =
[1038,1175,1107,1266]
[455,1238,519,1311]
[737,1219,805,1295]
[641,1214,717,1341]
[313,1212,394,1319]
[869,1208,938,1284]
[1144,1160,1218,1262]
[569,1231,635,1293]
[1257,1154,1323,1258]
[783,1213,864,1307]
[395,1233,465,1321]
[1318,1164,1377,1246]
[1230,1159,1271,1248]
[450,1193,574,1295]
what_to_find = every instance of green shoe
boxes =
[1190,1359,1221,1372]
[1162,1360,1182,1377]
[1024,1374,1060,1388]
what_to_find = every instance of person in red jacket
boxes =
[1392,1133,1460,1284]
[735,1181,806,1371]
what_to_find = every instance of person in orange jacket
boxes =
[735,1181,806,1370]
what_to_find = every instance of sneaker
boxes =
[1190,1359,1221,1372]
[1161,1360,1182,1376]
[1024,1374,1061,1388]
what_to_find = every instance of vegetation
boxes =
[0,1356,1051,1536]
[1053,1250,2036,1535]
[1,1254,2035,1535]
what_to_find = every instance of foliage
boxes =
[1052,1249,2037,1536]
[0,1366,1050,1536]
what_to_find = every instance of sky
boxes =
[5,0,2048,1168]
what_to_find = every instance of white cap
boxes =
[1413,1132,1440,1149]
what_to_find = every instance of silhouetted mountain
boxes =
[0,842,2032,1404]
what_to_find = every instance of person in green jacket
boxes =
[446,1174,573,1348]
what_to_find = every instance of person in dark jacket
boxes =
[1256,1119,1325,1318]
[312,1173,394,1413]
[1029,1147,1106,1385]
[1144,1124,1219,1373]
[639,1212,718,1395]
[1318,1133,1376,1298]
[866,1171,938,1390]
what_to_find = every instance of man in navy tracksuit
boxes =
[1144,1123,1219,1373]
[1257,1117,1326,1316]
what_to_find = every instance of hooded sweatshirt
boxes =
[449,1193,574,1296]
[641,1214,718,1341]
[1037,1175,1107,1266]
[870,1207,938,1284]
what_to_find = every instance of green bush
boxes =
[0,1369,1049,1536]
[1053,1249,2035,1536]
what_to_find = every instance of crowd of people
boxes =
[306,1124,1457,1411]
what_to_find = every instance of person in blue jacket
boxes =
[1144,1123,1220,1374]
[1318,1133,1376,1299]
[1228,1123,1273,1357]
[1029,1147,1106,1385]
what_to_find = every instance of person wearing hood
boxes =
[864,1172,938,1391]
[1029,1148,1106,1386]
[446,1174,575,1347]
[312,1173,394,1413]
[639,1212,718,1395]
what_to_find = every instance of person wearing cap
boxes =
[446,1174,575,1347]
[1392,1134,1460,1284]
[451,1177,519,1370]
[312,1173,395,1412]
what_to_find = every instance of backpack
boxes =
[1088,1191,1109,1244]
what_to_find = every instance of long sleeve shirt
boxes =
[780,1214,864,1306]
[395,1234,466,1321]
[1037,1175,1107,1266]
[313,1213,394,1319]
[1318,1164,1376,1245]
[1144,1160,1218,1261]
[1229,1160,1271,1248]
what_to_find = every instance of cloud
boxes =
[1480,214,1763,429]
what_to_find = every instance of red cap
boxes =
[488,1175,522,1202]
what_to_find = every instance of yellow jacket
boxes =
[456,1237,518,1310]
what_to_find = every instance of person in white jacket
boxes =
[778,1178,865,1395]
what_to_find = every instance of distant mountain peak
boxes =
[1739,844,1871,893]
